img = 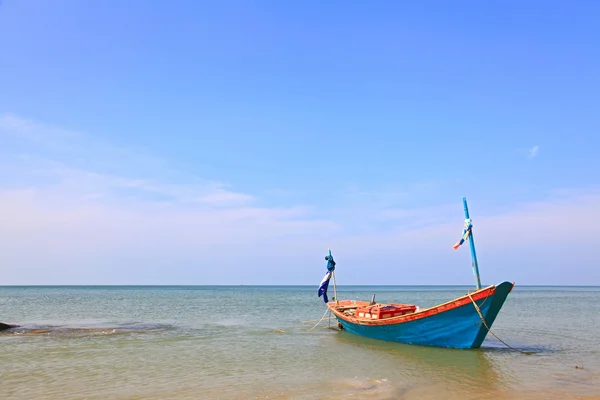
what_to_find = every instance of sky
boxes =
[1,0,599,285]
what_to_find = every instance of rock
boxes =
[0,322,19,331]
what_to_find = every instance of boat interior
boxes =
[332,299,419,320]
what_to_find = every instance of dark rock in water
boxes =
[0,322,174,337]
[0,322,19,331]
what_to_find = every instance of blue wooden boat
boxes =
[320,197,514,349]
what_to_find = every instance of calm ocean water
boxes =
[1,285,599,399]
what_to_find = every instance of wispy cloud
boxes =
[2,179,599,285]
[41,162,255,207]
[0,113,176,180]
[1,114,599,285]
[527,145,540,158]
[0,114,343,284]
[1,113,87,152]
[0,114,256,208]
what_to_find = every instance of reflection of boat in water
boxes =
[336,330,500,375]
[330,332,508,399]
[319,197,514,349]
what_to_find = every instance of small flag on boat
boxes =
[453,218,472,249]
[318,248,336,303]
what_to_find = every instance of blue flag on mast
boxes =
[318,272,332,303]
[318,249,336,303]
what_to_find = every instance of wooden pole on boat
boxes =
[462,197,482,290]
[329,248,339,304]
[332,272,338,305]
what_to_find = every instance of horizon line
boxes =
[1,284,599,288]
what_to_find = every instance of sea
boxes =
[1,285,599,399]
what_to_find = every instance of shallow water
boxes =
[1,285,599,399]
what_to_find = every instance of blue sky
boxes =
[1,0,599,285]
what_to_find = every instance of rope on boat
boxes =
[467,293,531,355]
[306,307,330,332]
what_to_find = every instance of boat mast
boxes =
[328,248,338,304]
[462,197,482,290]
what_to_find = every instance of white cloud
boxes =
[1,113,85,152]
[332,188,600,257]
[1,114,599,285]
[0,113,173,179]
[0,187,340,284]
[0,114,344,284]
[527,145,540,158]
[2,184,599,285]
[0,114,255,208]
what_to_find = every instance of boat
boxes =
[318,197,514,349]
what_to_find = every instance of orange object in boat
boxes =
[355,304,417,320]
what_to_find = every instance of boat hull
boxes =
[329,281,514,349]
